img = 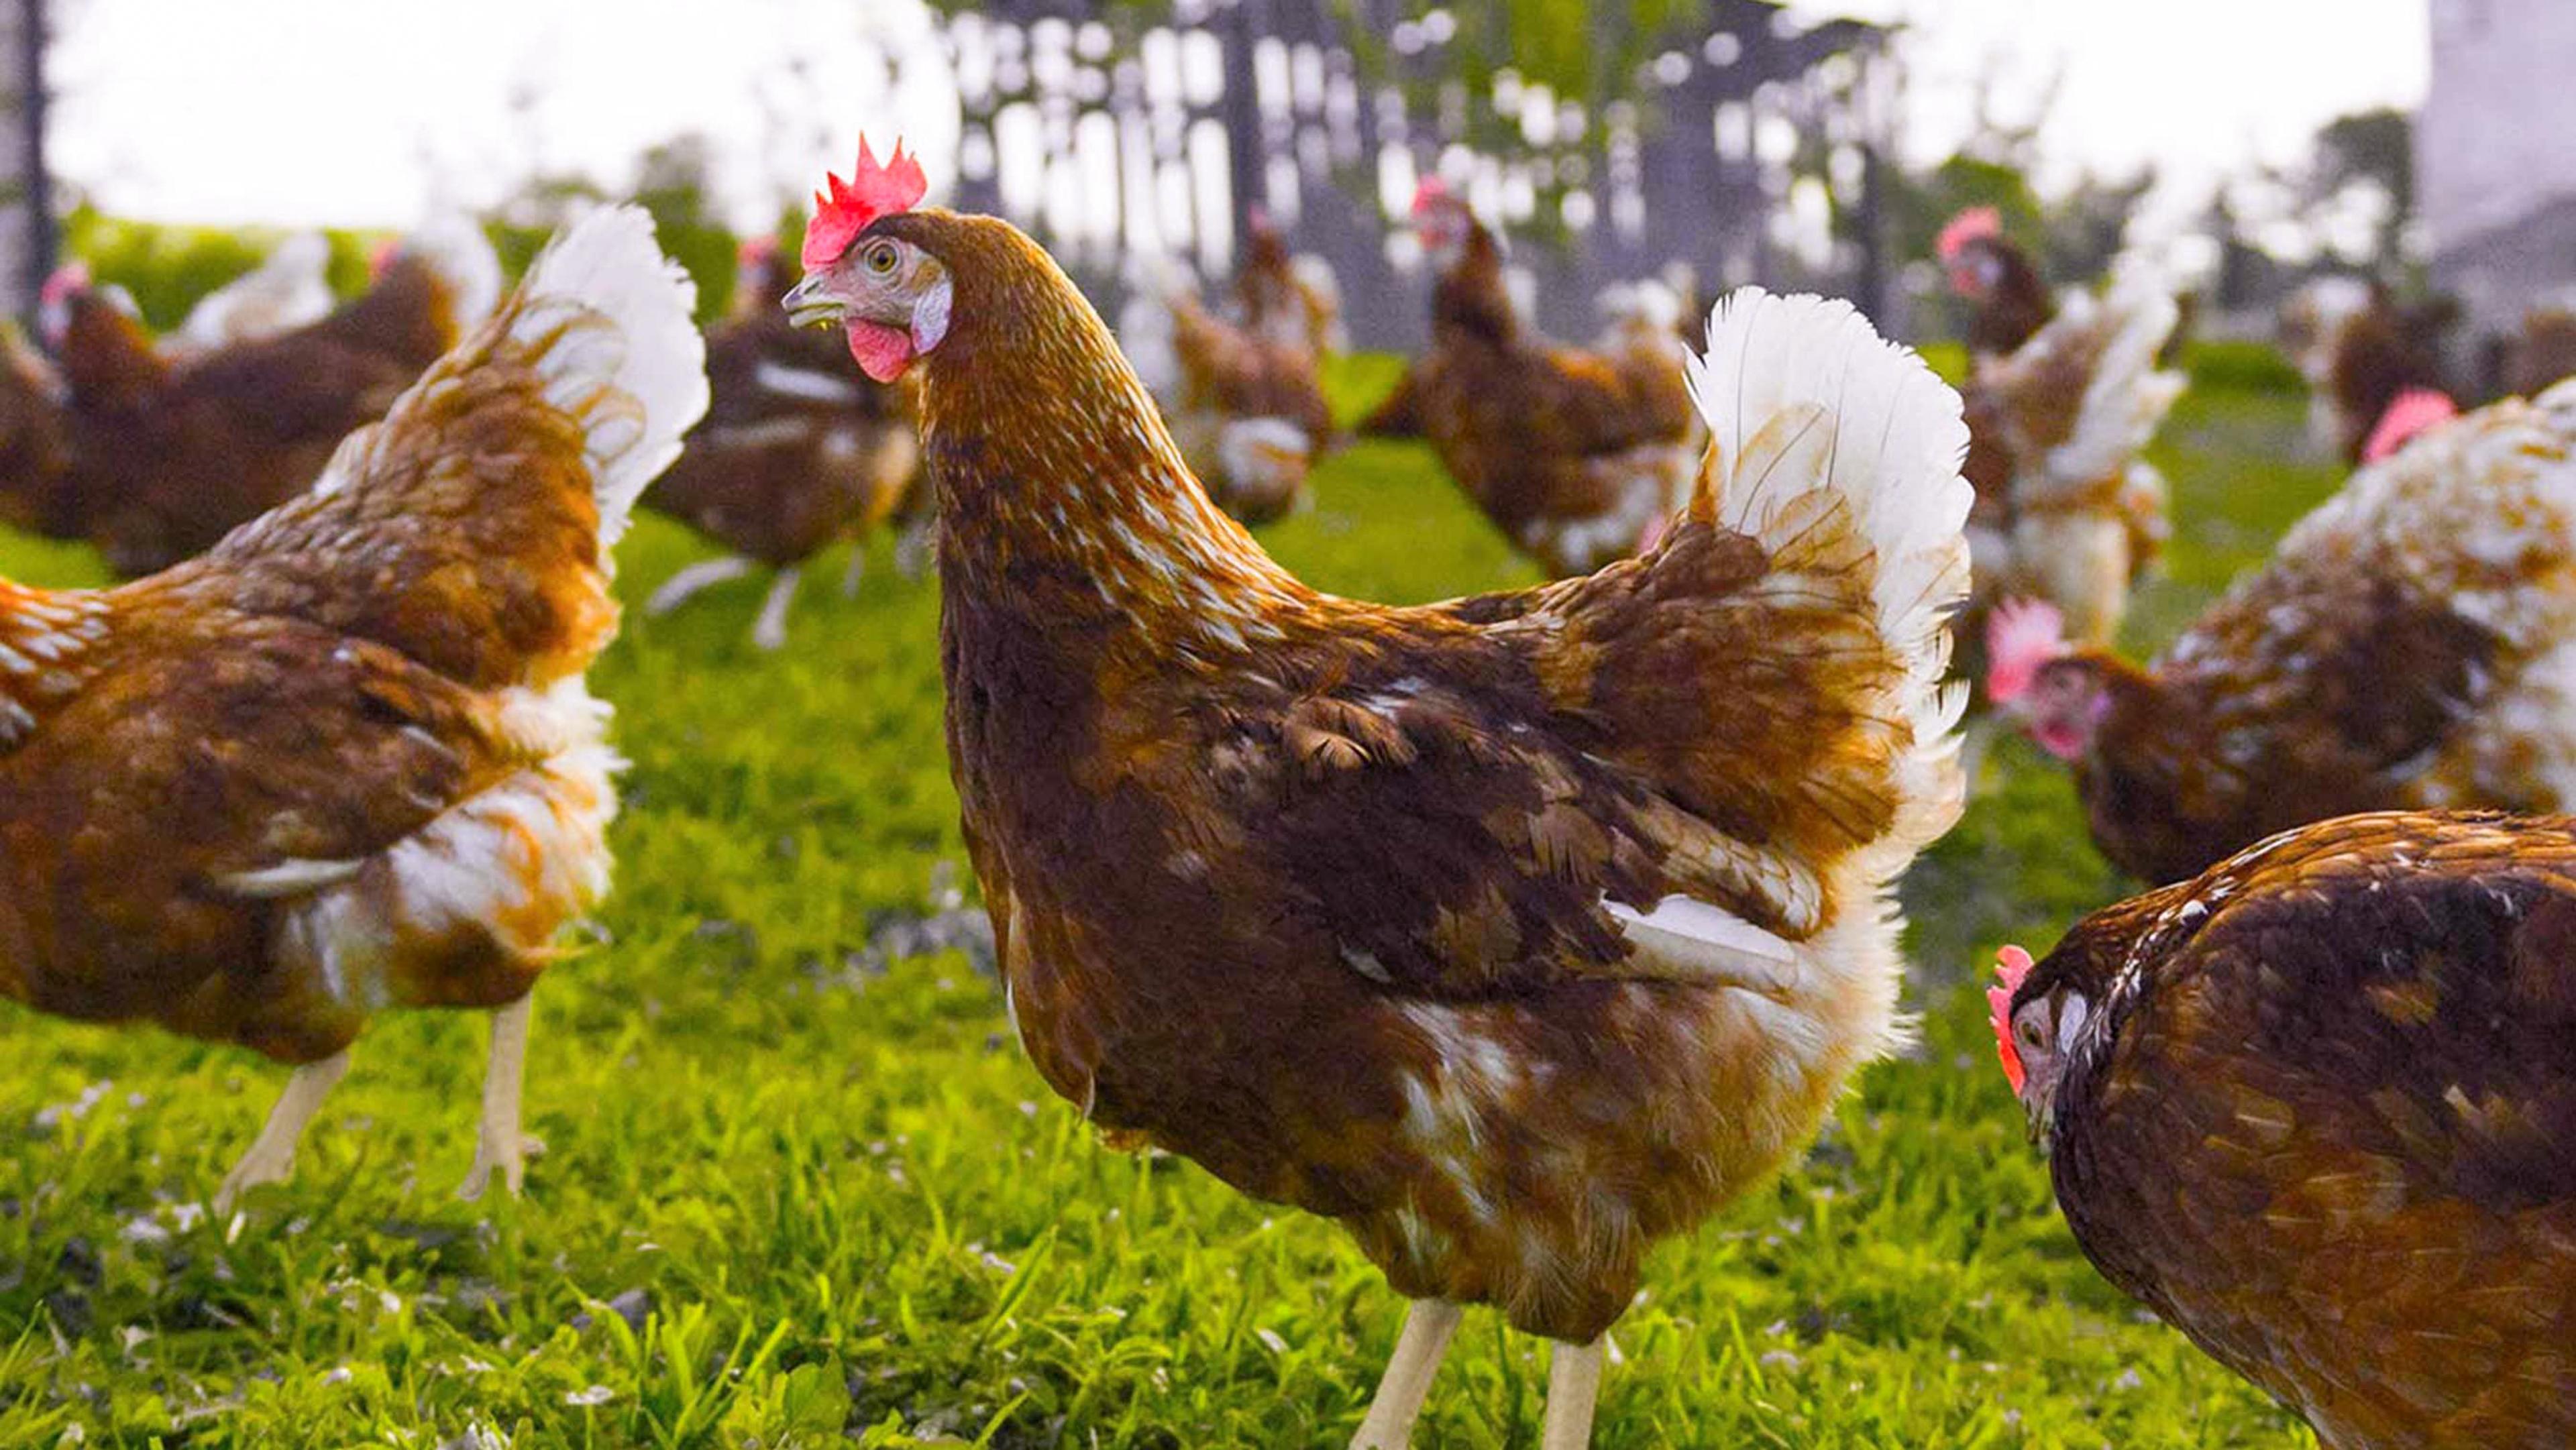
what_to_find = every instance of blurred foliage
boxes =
[492,135,743,325]
[2183,338,2306,397]
[59,206,378,333]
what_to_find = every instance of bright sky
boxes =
[51,0,2426,233]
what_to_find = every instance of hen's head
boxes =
[1992,943,2090,1142]
[1986,600,2109,761]
[1937,207,2006,299]
[788,137,970,384]
[1409,178,1477,272]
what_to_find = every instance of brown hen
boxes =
[787,143,1972,1448]
[1364,180,1698,577]
[1991,377,2576,884]
[0,207,706,1211]
[36,225,500,576]
[641,237,922,649]
[1996,810,2576,1449]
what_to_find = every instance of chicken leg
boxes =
[840,545,867,599]
[1540,1337,1605,1450]
[214,1050,350,1214]
[458,995,537,1201]
[751,565,803,651]
[645,555,755,616]
[1349,1298,1463,1449]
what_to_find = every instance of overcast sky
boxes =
[48,0,2428,232]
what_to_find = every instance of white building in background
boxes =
[2419,0,2576,337]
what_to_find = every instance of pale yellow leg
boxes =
[458,995,535,1201]
[1350,1298,1464,1450]
[214,1050,351,1215]
[1540,1337,1605,1450]
[751,565,803,652]
[840,546,867,600]
[645,555,754,616]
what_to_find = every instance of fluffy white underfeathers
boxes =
[510,205,711,550]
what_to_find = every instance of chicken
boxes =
[0,205,706,1211]
[0,322,76,541]
[1987,377,2576,885]
[1118,221,1335,526]
[1368,180,1699,577]
[2505,304,2576,400]
[1938,207,2055,362]
[1235,206,1346,358]
[640,231,922,649]
[1992,810,2576,1449]
[1956,247,2184,647]
[786,137,1973,1449]
[2280,277,2459,465]
[38,221,503,575]
[167,231,337,356]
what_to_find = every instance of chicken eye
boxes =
[861,241,900,276]
[2016,1019,2046,1052]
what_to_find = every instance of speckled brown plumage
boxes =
[2017,380,2576,884]
[2012,811,2576,1449]
[826,207,1970,1353]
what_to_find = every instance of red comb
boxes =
[1409,176,1453,219]
[1985,598,2068,705]
[1938,206,2002,263]
[38,262,89,309]
[2361,387,2459,464]
[805,137,928,272]
[1990,945,2035,1094]
[739,234,778,266]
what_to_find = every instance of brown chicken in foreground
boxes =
[1119,212,1336,525]
[1990,376,2576,884]
[1994,811,2576,1449]
[788,140,1972,1447]
[1361,180,1698,577]
[642,236,922,649]
[0,207,706,1211]
[19,225,501,576]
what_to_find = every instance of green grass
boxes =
[0,353,2343,1448]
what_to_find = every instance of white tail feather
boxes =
[404,213,506,333]
[509,205,709,550]
[1685,288,1975,855]
[2043,257,2184,491]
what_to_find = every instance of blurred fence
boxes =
[939,0,1888,349]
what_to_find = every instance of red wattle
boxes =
[846,320,915,382]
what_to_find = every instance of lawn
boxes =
[0,346,2341,1448]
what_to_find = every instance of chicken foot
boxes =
[458,995,539,1201]
[1541,1337,1604,1450]
[213,1049,351,1215]
[1350,1298,1463,1449]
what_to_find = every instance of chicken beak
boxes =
[783,274,845,330]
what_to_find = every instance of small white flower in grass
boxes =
[565,1385,615,1407]
[1255,1328,1288,1355]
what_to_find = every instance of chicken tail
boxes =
[2041,257,2185,494]
[1683,287,1975,853]
[397,213,507,335]
[507,205,711,551]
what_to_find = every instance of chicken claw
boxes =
[213,1050,351,1215]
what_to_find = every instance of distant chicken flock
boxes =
[3,130,2575,1449]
